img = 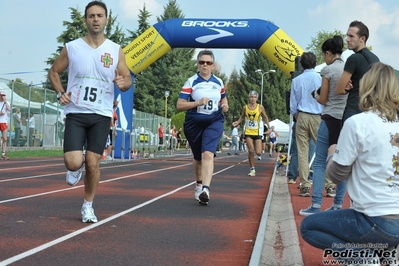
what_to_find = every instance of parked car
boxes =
[222,136,232,148]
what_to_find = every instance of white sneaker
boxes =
[81,205,98,223]
[198,188,210,205]
[66,163,85,186]
[248,169,256,177]
[257,156,261,160]
[194,184,202,200]
[106,155,112,160]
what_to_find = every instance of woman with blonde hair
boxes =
[300,62,399,264]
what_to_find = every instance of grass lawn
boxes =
[6,149,64,158]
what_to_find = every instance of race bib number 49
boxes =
[197,100,218,115]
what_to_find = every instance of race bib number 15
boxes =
[74,85,105,109]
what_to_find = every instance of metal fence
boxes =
[130,109,174,157]
[0,77,172,155]
[0,78,63,148]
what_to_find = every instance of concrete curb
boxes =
[254,164,304,265]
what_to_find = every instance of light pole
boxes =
[164,90,170,119]
[255,69,276,106]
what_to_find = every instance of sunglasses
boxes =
[198,61,214,66]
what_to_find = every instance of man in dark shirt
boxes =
[336,20,379,122]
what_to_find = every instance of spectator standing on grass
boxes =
[158,122,164,151]
[13,108,22,147]
[169,125,176,151]
[0,91,11,159]
[26,112,35,147]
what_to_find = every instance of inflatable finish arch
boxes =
[115,18,304,158]
[123,18,304,77]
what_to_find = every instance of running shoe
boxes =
[248,169,256,177]
[257,156,261,160]
[194,184,202,201]
[66,163,85,186]
[198,188,210,205]
[81,205,98,223]
[1,154,9,160]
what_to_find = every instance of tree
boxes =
[44,6,129,92]
[224,68,245,128]
[133,0,196,118]
[240,49,291,123]
[306,30,346,64]
[7,79,46,103]
[126,4,152,43]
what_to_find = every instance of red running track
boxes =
[0,153,276,266]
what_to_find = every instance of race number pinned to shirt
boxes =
[246,120,259,129]
[73,84,106,110]
[197,99,219,115]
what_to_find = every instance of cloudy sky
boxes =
[0,0,398,85]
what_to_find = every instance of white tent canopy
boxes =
[0,82,42,109]
[269,119,289,131]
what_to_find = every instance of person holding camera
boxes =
[300,36,348,216]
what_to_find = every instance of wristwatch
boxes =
[57,92,65,101]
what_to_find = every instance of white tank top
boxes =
[64,38,120,117]
[0,101,9,123]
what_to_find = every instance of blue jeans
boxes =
[301,209,399,257]
[288,126,315,181]
[228,136,238,154]
[312,120,346,207]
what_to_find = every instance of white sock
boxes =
[83,199,92,207]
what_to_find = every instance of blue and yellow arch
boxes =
[115,18,304,158]
[123,18,304,77]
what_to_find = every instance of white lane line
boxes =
[0,163,191,204]
[0,163,65,173]
[0,164,236,265]
[0,161,149,183]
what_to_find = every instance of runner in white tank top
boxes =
[48,1,132,223]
